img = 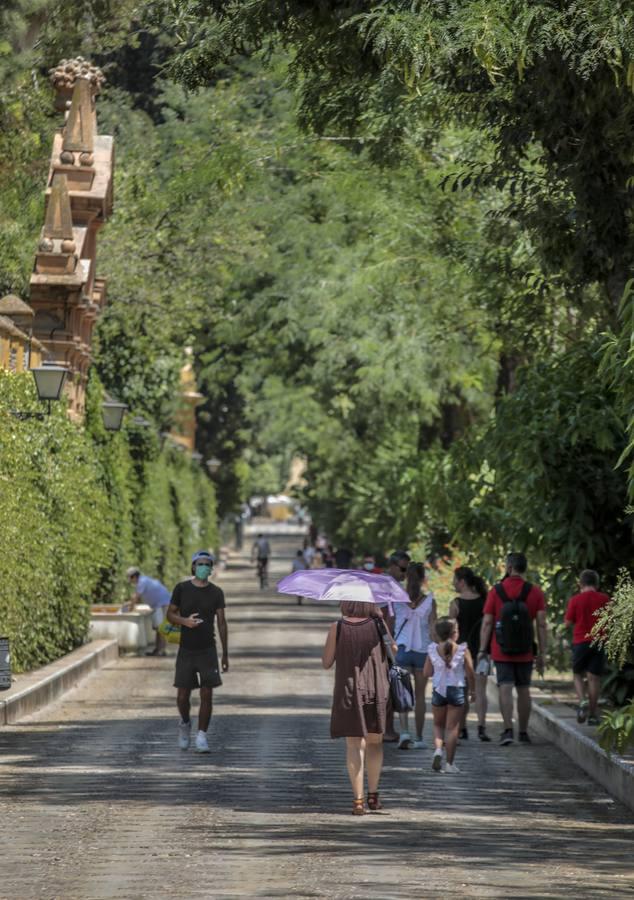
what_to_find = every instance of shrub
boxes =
[0,371,113,670]
[0,370,219,671]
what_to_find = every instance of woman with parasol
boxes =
[322,595,397,815]
[278,569,406,815]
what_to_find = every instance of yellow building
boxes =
[0,295,46,371]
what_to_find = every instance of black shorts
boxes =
[174,645,223,690]
[495,661,533,687]
[572,642,606,676]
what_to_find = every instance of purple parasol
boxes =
[276,568,410,606]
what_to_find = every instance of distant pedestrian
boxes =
[126,567,171,657]
[303,537,316,568]
[166,551,229,754]
[449,566,491,741]
[393,562,437,749]
[478,552,547,746]
[334,546,354,569]
[565,570,610,725]
[291,549,308,605]
[252,533,271,588]
[424,616,475,773]
[361,554,383,574]
[382,550,411,742]
[322,601,395,815]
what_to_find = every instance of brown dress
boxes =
[330,618,389,738]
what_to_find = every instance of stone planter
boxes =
[89,604,154,651]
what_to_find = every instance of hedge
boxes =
[0,370,218,672]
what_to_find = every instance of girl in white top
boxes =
[423,616,475,773]
[393,562,437,749]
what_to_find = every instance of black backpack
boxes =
[494,581,533,655]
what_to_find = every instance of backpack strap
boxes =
[518,582,532,603]
[336,620,342,642]
[495,581,532,604]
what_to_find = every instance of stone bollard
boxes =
[0,637,11,690]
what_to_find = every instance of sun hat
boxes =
[191,550,215,564]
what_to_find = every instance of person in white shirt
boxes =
[424,617,475,773]
[127,567,171,656]
[392,562,437,749]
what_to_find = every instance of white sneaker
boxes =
[178,720,191,751]
[432,749,443,771]
[443,762,461,774]
[194,730,210,753]
[398,732,412,749]
[411,739,427,749]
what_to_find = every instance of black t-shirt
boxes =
[171,579,225,651]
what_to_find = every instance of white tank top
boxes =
[394,593,434,653]
[428,642,467,696]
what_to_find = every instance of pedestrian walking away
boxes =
[291,549,308,605]
[167,550,229,753]
[393,562,437,749]
[449,566,491,741]
[322,600,396,815]
[126,566,171,656]
[424,617,475,773]
[478,552,547,746]
[252,533,271,588]
[565,569,611,725]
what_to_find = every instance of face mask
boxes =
[363,563,374,571]
[195,564,212,581]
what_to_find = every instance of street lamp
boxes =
[206,457,221,476]
[11,362,68,419]
[191,451,203,463]
[102,397,128,432]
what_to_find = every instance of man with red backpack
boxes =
[477,553,548,746]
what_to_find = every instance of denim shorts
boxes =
[432,686,465,707]
[396,646,427,670]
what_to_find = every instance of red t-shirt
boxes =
[565,590,610,644]
[483,576,546,662]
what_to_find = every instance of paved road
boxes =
[1,535,633,899]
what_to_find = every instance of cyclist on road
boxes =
[252,533,271,588]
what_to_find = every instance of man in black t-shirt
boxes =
[167,550,229,753]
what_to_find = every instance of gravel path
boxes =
[0,536,632,899]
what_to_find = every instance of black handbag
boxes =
[375,619,415,712]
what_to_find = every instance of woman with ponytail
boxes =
[392,562,437,749]
[449,566,491,741]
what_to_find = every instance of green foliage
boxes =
[593,568,634,669]
[598,700,634,755]
[434,342,632,611]
[0,371,113,671]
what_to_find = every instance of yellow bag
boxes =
[158,619,181,645]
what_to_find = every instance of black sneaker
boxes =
[460,727,469,740]
[518,731,532,744]
[478,726,491,742]
[587,715,600,726]
[499,729,514,746]
[576,702,588,724]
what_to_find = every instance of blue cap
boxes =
[192,549,215,564]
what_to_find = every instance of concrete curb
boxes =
[0,639,118,725]
[530,700,634,813]
[486,680,634,813]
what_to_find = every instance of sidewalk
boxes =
[528,679,634,812]
[0,639,118,724]
[0,534,630,899]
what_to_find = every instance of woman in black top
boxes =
[449,566,491,742]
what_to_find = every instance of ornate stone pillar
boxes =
[28,57,113,421]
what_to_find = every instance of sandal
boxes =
[367,791,382,812]
[351,798,366,816]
